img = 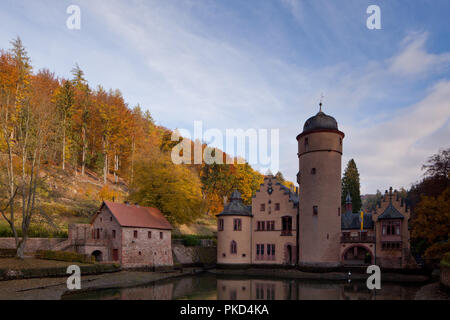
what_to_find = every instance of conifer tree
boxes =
[342,159,362,212]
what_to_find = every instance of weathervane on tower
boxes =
[319,93,324,113]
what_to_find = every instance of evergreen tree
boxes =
[342,159,362,212]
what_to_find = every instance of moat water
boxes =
[64,273,426,300]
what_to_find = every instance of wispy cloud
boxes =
[344,80,450,192]
[389,32,450,76]
[1,0,448,194]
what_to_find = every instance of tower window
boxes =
[338,207,341,216]
[339,138,342,145]
[313,206,319,215]
[305,138,309,146]
[230,241,237,254]
[134,230,138,239]
[311,168,316,175]
[233,219,242,231]
[275,203,280,211]
[260,204,266,212]
[218,219,224,231]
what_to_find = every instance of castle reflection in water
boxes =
[65,274,421,300]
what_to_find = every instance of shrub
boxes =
[183,235,200,247]
[0,225,68,239]
[36,250,94,264]
[441,252,450,267]
[0,249,16,258]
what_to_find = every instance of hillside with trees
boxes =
[0,38,269,256]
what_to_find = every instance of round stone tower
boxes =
[216,190,252,266]
[296,104,344,267]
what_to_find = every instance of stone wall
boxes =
[440,265,450,290]
[121,227,173,268]
[172,243,216,266]
[0,238,66,254]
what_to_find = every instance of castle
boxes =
[217,107,415,269]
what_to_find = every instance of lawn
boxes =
[0,258,90,270]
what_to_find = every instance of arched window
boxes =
[230,241,237,254]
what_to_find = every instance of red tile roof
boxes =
[100,201,172,230]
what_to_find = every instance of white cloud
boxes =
[344,80,450,193]
[389,32,450,76]
[28,1,447,194]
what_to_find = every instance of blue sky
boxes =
[1,0,449,193]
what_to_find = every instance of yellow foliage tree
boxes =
[129,151,206,225]
[412,187,450,258]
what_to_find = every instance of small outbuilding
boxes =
[68,201,173,269]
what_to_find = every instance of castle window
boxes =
[148,231,152,239]
[282,216,292,235]
[160,232,163,239]
[311,168,316,175]
[275,203,280,211]
[268,221,275,231]
[231,241,237,254]
[340,138,342,145]
[267,244,275,260]
[338,207,341,216]
[305,138,309,146]
[134,230,138,239]
[260,204,266,212]
[313,206,319,215]
[233,219,242,231]
[256,244,265,260]
[110,217,112,222]
[112,230,116,239]
[218,219,224,231]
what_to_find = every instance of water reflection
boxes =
[63,273,422,300]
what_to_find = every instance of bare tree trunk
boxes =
[114,153,119,185]
[130,138,135,187]
[81,126,86,176]
[103,137,108,185]
[62,117,66,171]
